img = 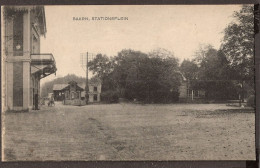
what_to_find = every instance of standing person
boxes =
[51,94,55,106]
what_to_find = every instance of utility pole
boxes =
[85,52,89,104]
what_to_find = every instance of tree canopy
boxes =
[221,5,254,81]
[88,49,181,103]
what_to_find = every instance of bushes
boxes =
[247,95,255,108]
[101,90,119,103]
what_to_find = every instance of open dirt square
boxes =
[2,102,255,161]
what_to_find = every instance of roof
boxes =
[78,82,101,90]
[53,84,69,91]
[78,84,86,90]
[53,79,101,91]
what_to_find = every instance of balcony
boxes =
[31,53,57,79]
[31,53,56,65]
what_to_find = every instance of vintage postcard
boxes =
[1,5,256,161]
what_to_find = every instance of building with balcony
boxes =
[2,6,57,111]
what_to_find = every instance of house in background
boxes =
[61,81,85,106]
[2,6,57,111]
[53,78,102,105]
[53,84,69,101]
[178,74,205,101]
[79,79,102,103]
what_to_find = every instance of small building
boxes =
[62,81,85,106]
[79,80,102,102]
[178,74,205,101]
[53,78,102,105]
[53,84,69,101]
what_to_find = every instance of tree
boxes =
[193,44,214,65]
[88,53,113,80]
[180,59,199,81]
[149,48,175,59]
[192,46,238,100]
[88,54,117,92]
[89,49,181,103]
[221,5,254,101]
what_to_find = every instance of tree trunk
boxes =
[241,80,245,103]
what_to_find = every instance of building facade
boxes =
[2,6,56,111]
[178,72,205,101]
[179,79,205,101]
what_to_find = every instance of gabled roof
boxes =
[68,80,78,85]
[53,78,101,91]
[78,84,86,90]
[53,84,68,91]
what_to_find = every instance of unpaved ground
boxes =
[2,102,255,161]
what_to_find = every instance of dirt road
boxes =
[2,102,255,161]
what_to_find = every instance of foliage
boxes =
[187,45,238,100]
[197,49,230,80]
[180,59,198,81]
[221,5,254,101]
[221,5,254,81]
[101,90,119,103]
[89,49,181,103]
[149,48,175,59]
[88,53,113,80]
[41,74,86,97]
[246,95,255,108]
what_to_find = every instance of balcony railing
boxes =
[31,53,56,65]
[30,53,57,79]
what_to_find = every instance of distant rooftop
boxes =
[53,78,101,91]
[53,84,69,91]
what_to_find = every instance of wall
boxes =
[4,11,31,111]
[3,8,43,111]
[179,82,187,99]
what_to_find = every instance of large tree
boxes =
[88,53,113,80]
[180,59,199,81]
[88,53,117,92]
[221,5,254,101]
[89,49,181,103]
[191,45,238,100]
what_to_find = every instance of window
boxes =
[195,90,199,97]
[94,94,97,101]
[94,86,97,92]
[187,89,192,97]
[13,13,23,56]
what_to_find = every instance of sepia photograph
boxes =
[1,5,256,161]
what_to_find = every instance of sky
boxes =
[41,5,242,84]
